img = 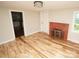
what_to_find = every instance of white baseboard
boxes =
[25,31,40,36]
[0,31,39,45]
[0,39,15,45]
[68,39,79,44]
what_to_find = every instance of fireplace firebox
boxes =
[51,29,64,39]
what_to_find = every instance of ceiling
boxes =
[0,1,79,11]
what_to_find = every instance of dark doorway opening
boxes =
[11,11,24,37]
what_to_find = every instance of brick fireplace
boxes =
[49,22,69,40]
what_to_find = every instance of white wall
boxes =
[24,11,40,36]
[40,11,49,33]
[40,8,79,43]
[0,7,40,44]
[0,7,15,44]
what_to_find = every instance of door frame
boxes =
[9,10,26,38]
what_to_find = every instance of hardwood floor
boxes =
[0,32,79,58]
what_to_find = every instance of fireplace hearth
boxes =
[49,22,69,40]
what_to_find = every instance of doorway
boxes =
[11,11,24,37]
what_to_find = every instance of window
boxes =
[73,12,79,32]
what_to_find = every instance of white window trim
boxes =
[72,11,79,33]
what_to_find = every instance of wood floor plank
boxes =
[20,36,78,57]
[0,32,79,58]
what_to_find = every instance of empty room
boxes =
[0,1,79,58]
